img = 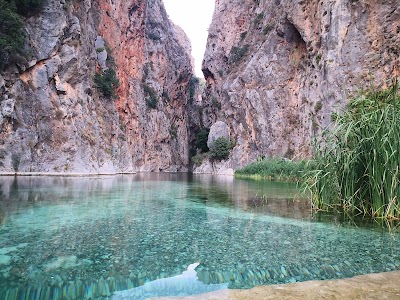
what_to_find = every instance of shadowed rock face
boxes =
[0,0,194,173]
[197,0,400,173]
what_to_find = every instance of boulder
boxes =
[207,121,230,149]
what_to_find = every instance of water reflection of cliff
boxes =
[0,174,311,223]
[189,174,311,220]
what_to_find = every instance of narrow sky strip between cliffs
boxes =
[163,0,215,77]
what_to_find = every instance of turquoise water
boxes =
[0,174,399,300]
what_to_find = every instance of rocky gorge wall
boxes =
[0,0,194,173]
[196,0,400,172]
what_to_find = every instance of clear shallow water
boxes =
[0,174,399,300]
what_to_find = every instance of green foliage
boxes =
[316,53,322,64]
[143,83,158,109]
[192,152,209,166]
[209,137,233,161]
[96,47,105,53]
[148,32,161,41]
[0,0,44,69]
[229,45,248,64]
[306,81,400,219]
[94,68,120,99]
[253,12,264,28]
[189,76,199,103]
[162,90,170,101]
[170,124,177,139]
[0,0,26,68]
[195,128,210,153]
[236,158,313,182]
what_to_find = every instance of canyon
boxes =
[0,0,399,173]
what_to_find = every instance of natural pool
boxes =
[0,174,399,300]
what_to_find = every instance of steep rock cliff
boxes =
[0,0,193,173]
[198,0,400,172]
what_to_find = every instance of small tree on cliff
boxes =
[94,68,120,99]
[209,137,232,160]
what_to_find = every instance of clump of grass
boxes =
[235,158,313,182]
[306,81,400,219]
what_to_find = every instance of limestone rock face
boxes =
[199,0,400,171]
[207,121,230,149]
[0,0,194,173]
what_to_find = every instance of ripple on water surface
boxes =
[0,174,399,300]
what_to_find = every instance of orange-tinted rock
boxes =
[0,0,194,173]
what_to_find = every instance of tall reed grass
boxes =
[306,81,400,219]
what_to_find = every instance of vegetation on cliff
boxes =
[307,82,400,219]
[94,68,120,99]
[0,0,43,69]
[0,0,25,68]
[94,48,120,99]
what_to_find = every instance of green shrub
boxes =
[148,32,161,41]
[170,124,177,139]
[195,128,210,153]
[189,76,199,103]
[236,158,314,182]
[0,0,26,69]
[94,68,120,98]
[143,83,158,109]
[162,90,170,101]
[0,0,44,69]
[229,45,248,64]
[192,152,209,166]
[253,12,264,28]
[209,137,232,160]
[316,53,322,64]
[306,81,400,219]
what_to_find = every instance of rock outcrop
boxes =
[197,0,400,172]
[0,0,194,173]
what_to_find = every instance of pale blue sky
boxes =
[163,0,215,77]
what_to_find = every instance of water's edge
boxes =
[0,172,138,177]
[150,270,400,300]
